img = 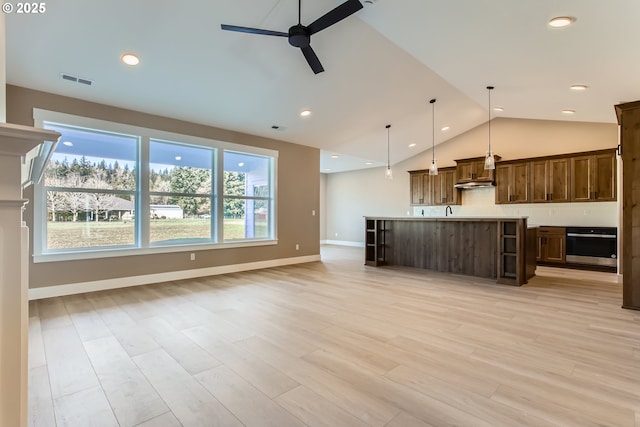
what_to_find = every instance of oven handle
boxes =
[567,233,616,238]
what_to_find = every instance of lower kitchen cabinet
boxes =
[537,226,566,264]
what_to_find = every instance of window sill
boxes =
[33,239,278,263]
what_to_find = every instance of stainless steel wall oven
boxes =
[565,227,617,268]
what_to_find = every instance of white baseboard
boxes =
[321,240,364,247]
[28,254,321,300]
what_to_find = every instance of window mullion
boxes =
[216,148,224,242]
[140,136,150,248]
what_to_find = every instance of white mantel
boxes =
[0,123,60,427]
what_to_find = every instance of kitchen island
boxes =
[365,216,536,286]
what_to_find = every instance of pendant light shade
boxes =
[484,85,496,170]
[385,124,393,180]
[429,98,438,176]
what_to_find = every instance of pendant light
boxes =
[429,98,438,176]
[484,85,496,170]
[385,124,393,179]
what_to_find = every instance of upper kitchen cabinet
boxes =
[571,150,617,202]
[530,157,570,203]
[455,156,500,183]
[432,168,459,206]
[410,171,431,205]
[495,162,530,204]
[409,167,460,206]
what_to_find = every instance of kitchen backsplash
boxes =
[412,187,618,227]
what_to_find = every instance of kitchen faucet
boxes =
[445,205,453,217]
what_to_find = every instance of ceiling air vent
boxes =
[60,73,93,86]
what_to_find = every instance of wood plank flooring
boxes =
[28,245,640,427]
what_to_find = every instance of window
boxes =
[223,151,274,240]
[42,124,138,251]
[35,111,277,261]
[149,139,214,245]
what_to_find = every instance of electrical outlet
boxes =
[312,210,316,216]
[190,253,196,261]
[295,244,300,250]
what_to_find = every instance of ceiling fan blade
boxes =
[221,24,288,37]
[307,0,363,35]
[301,46,325,74]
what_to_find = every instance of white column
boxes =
[0,123,59,427]
[0,12,6,122]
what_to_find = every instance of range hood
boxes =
[454,181,495,189]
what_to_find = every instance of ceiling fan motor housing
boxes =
[288,25,311,48]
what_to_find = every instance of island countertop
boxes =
[364,216,536,286]
[365,216,529,221]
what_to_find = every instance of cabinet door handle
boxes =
[471,173,477,179]
[442,197,446,203]
[594,191,598,199]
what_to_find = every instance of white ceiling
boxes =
[6,0,640,173]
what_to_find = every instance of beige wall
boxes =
[7,85,320,289]
[324,117,619,243]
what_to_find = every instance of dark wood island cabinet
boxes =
[365,216,535,286]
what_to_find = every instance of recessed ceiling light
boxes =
[549,16,575,28]
[408,143,417,148]
[441,126,450,132]
[330,154,339,158]
[493,106,504,112]
[121,53,140,66]
[365,162,373,165]
[570,84,588,91]
[238,162,245,167]
[62,141,73,147]
[562,109,576,115]
[175,156,182,161]
[300,109,312,117]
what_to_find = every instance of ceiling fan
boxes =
[221,0,363,74]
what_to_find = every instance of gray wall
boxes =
[7,85,320,289]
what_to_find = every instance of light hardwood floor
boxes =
[28,245,640,427]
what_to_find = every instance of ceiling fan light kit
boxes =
[221,0,363,74]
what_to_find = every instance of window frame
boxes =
[222,150,275,242]
[33,109,278,263]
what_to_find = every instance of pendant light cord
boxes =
[487,86,494,153]
[386,124,391,168]
[430,99,436,163]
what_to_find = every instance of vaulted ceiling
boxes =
[6,0,639,172]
